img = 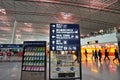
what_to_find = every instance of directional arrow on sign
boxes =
[52,25,55,28]
[52,35,55,38]
[52,41,55,44]
[52,47,55,50]
[75,30,78,33]
[52,30,55,33]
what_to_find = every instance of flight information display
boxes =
[50,23,80,51]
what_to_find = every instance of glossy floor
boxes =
[0,57,120,80]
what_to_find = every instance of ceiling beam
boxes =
[12,0,120,15]
[2,10,119,26]
[4,18,119,27]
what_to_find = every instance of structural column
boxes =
[11,20,17,44]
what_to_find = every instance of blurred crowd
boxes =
[0,49,23,61]
[84,49,120,63]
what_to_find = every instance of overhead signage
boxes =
[50,23,80,51]
[0,44,23,48]
[0,44,3,48]
[24,41,46,46]
[7,44,21,48]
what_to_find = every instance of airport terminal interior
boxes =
[0,0,120,80]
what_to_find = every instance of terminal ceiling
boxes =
[0,0,120,44]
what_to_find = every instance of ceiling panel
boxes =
[0,0,119,43]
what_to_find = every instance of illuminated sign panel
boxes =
[49,23,81,80]
[21,41,46,80]
[50,23,80,51]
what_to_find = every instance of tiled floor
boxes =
[0,57,120,80]
[0,62,21,80]
[82,60,120,80]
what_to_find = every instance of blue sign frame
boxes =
[50,23,80,51]
[49,23,81,80]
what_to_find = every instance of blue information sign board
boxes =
[50,23,80,51]
[0,44,23,48]
[0,44,3,48]
[24,41,46,46]
[49,23,81,80]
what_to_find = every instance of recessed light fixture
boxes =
[55,12,79,23]
[16,34,22,38]
[0,9,6,14]
[22,27,33,32]
[24,23,32,27]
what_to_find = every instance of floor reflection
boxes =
[82,57,120,80]
[0,56,120,80]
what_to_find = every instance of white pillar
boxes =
[11,20,17,44]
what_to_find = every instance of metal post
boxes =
[11,20,17,44]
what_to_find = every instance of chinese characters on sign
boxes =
[50,23,80,51]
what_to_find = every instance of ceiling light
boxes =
[61,12,72,20]
[61,12,73,20]
[24,23,32,27]
[99,29,103,33]
[55,12,79,23]
[22,27,33,32]
[0,9,6,14]
[16,34,22,38]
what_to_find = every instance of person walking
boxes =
[85,49,88,60]
[91,50,95,60]
[6,49,12,61]
[0,49,3,61]
[98,50,102,62]
[94,50,98,61]
[113,49,120,63]
[104,49,110,61]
